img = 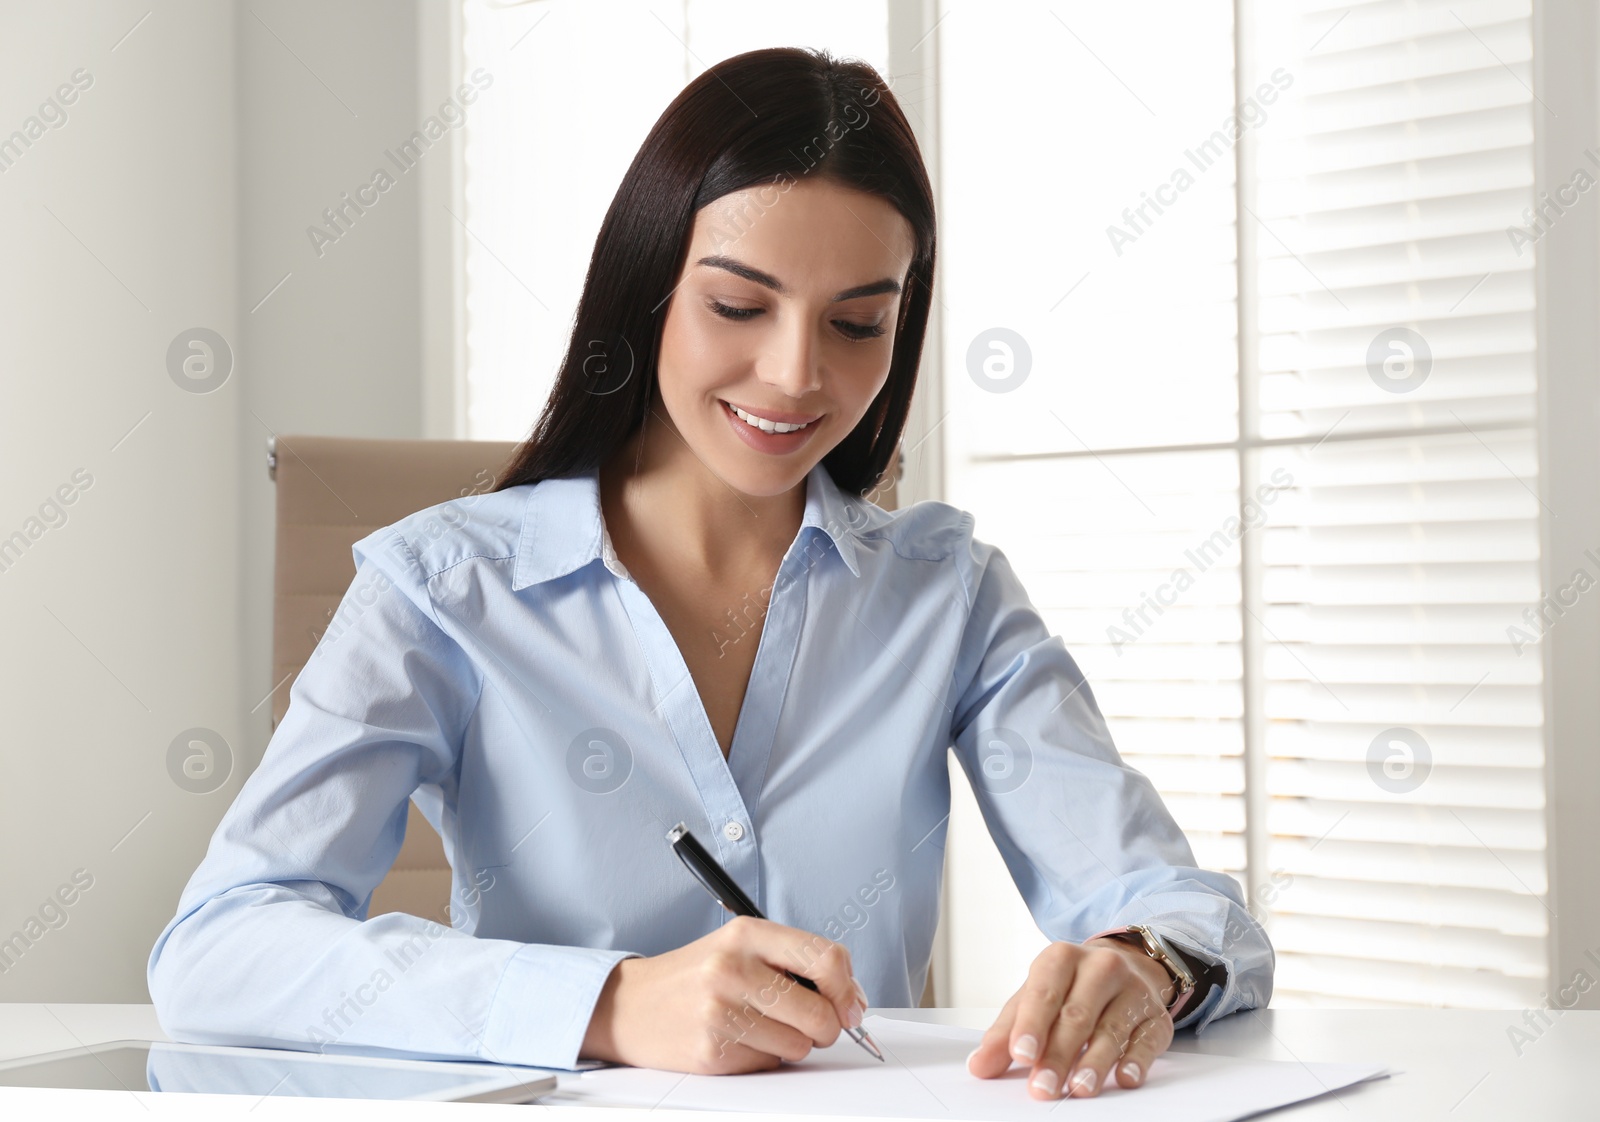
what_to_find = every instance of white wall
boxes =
[0,0,240,1003]
[235,0,428,784]
[0,0,428,1002]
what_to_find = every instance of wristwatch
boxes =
[1089,924,1200,1018]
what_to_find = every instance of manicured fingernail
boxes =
[1069,1069,1097,1096]
[1012,1033,1039,1061]
[846,1001,864,1028]
[966,1047,981,1072]
[1121,1061,1142,1084]
[853,978,868,1006]
[1029,1068,1059,1096]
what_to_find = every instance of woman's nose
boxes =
[761,322,823,397]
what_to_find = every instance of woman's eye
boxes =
[835,320,886,341]
[707,299,883,341]
[708,299,762,320]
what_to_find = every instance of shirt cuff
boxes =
[480,943,640,1069]
[1157,931,1232,1033]
[1173,975,1226,1031]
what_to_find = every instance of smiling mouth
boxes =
[723,401,820,434]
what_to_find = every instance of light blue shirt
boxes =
[147,462,1273,1070]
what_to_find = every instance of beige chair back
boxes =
[269,434,517,920]
[268,435,932,1004]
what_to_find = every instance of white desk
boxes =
[1,1003,1593,1119]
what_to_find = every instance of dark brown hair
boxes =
[491,47,936,498]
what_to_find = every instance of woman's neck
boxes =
[599,408,807,580]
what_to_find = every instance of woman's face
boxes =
[651,176,917,499]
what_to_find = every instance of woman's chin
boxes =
[724,461,816,499]
[698,444,819,499]
[688,416,830,497]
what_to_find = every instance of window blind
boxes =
[937,1,1251,1006]
[939,0,1545,1008]
[1249,0,1544,1007]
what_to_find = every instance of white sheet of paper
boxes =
[545,1015,1388,1121]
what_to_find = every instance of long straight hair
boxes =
[492,47,936,498]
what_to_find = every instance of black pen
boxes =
[667,823,885,1062]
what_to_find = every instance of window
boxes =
[940,0,1544,1008]
[460,0,888,440]
[458,0,1550,1009]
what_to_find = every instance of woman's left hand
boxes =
[965,938,1176,1099]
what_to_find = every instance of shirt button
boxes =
[723,821,745,841]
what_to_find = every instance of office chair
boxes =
[268,434,518,921]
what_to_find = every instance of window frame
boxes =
[1531,0,1600,1006]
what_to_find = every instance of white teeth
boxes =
[729,403,812,434]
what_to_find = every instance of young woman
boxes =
[149,48,1271,1101]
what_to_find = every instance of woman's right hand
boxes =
[578,915,868,1073]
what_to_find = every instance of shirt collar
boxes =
[511,462,863,591]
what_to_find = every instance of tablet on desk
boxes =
[0,1038,561,1104]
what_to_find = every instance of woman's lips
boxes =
[720,400,822,454]
[721,400,822,428]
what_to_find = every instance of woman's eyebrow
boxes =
[695,255,901,302]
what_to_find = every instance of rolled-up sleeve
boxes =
[146,526,635,1069]
[945,524,1273,1031]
